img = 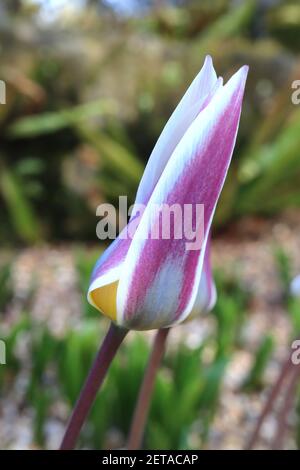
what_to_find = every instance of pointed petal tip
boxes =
[199,55,217,84]
[235,64,249,83]
[203,55,215,71]
[240,64,249,79]
[222,64,249,100]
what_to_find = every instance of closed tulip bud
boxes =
[88,56,248,330]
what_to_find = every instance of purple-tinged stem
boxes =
[246,352,293,450]
[272,364,300,450]
[60,322,128,450]
[127,328,170,450]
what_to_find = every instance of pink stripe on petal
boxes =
[90,231,129,283]
[133,56,219,209]
[118,66,248,330]
[88,57,219,313]
[88,216,140,298]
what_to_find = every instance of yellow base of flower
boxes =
[91,281,118,322]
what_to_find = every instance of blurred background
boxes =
[0,0,300,450]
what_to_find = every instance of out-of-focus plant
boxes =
[0,264,251,449]
[0,260,13,312]
[213,269,249,355]
[243,334,275,392]
[3,255,300,450]
[1,0,300,243]
[75,248,104,319]
[247,249,300,449]
[69,56,247,451]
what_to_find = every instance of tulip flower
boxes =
[87,56,247,330]
[60,56,248,450]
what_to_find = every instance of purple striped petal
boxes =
[87,224,132,311]
[116,66,248,330]
[187,234,216,320]
[88,56,219,315]
[133,55,220,208]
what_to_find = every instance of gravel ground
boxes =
[1,210,300,450]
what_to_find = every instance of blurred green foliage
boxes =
[1,244,300,449]
[0,272,246,449]
[0,0,300,243]
[0,259,13,312]
[1,0,300,451]
[243,334,275,391]
[0,248,278,450]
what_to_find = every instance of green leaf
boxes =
[243,335,275,391]
[197,0,256,50]
[0,166,41,243]
[78,126,143,186]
